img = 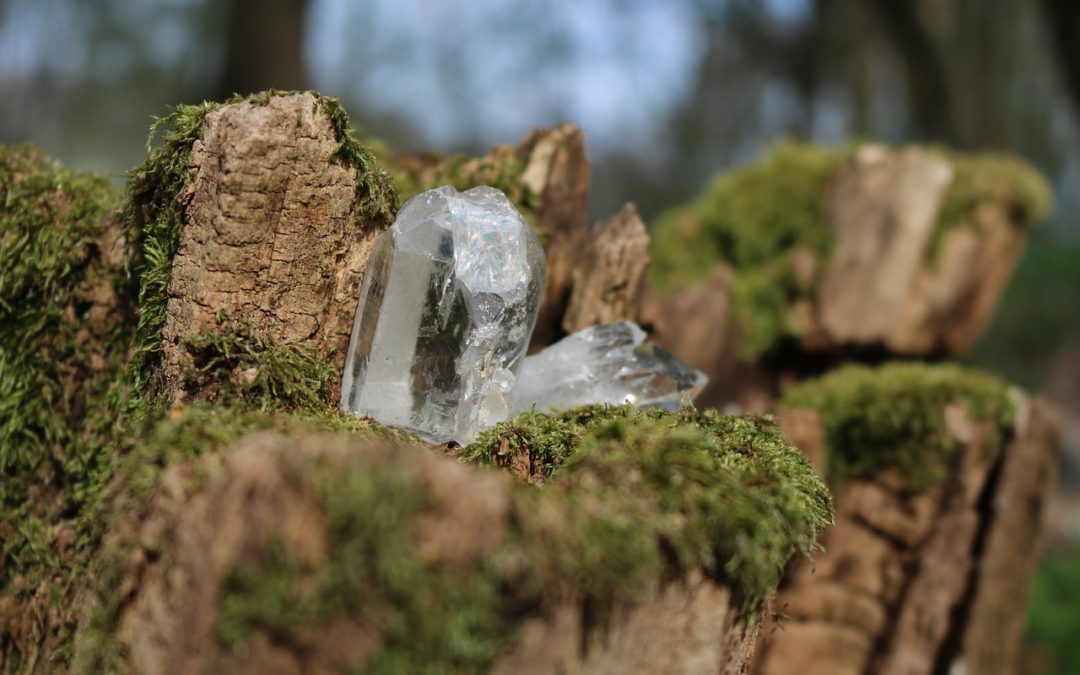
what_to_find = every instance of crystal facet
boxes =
[512,321,708,414]
[341,185,546,443]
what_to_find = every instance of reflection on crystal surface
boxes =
[341,185,546,443]
[513,321,707,414]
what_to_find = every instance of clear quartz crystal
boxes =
[340,185,546,443]
[512,321,707,414]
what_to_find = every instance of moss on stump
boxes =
[74,404,830,673]
[780,361,1016,488]
[649,141,1051,360]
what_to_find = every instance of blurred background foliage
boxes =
[1,0,1078,671]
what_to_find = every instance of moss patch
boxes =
[781,362,1016,488]
[183,316,336,411]
[464,405,833,609]
[75,402,398,672]
[0,144,131,594]
[928,150,1051,262]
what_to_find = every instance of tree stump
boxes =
[752,395,1060,675]
[147,92,395,400]
[646,142,1048,410]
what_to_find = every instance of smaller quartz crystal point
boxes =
[341,185,546,444]
[513,321,707,414]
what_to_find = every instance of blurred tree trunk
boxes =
[1041,0,1080,123]
[868,0,954,142]
[217,0,309,99]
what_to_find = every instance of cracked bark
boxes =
[751,399,1060,675]
[156,92,391,401]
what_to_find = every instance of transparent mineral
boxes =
[341,185,546,443]
[513,321,707,414]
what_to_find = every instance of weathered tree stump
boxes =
[75,426,775,674]
[751,371,1060,675]
[139,92,396,402]
[646,142,1050,410]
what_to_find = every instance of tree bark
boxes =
[561,202,650,334]
[156,92,390,401]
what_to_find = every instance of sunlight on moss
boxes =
[781,362,1016,488]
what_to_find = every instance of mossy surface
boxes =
[464,405,833,609]
[0,144,131,596]
[649,141,846,358]
[1,91,398,669]
[75,402,397,672]
[781,362,1016,488]
[649,142,1050,359]
[219,452,506,674]
[184,316,336,411]
[213,406,830,673]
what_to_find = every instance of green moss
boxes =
[3,93,398,669]
[0,144,130,593]
[221,455,506,673]
[781,362,1016,488]
[649,141,846,358]
[184,316,336,411]
[214,407,830,672]
[125,91,397,399]
[314,95,398,223]
[928,150,1052,262]
[464,405,833,609]
[125,100,218,397]
[649,142,1051,360]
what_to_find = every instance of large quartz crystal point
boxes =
[513,321,707,414]
[341,185,546,443]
